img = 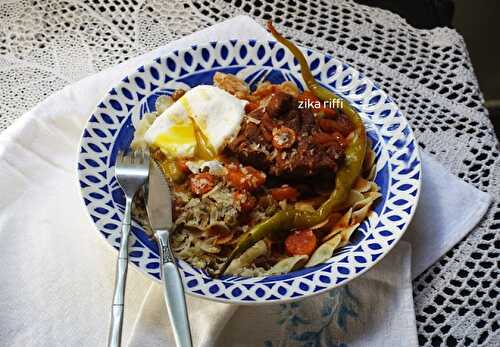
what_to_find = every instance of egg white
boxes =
[144,85,247,158]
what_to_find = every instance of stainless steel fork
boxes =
[108,148,150,347]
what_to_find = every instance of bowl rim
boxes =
[77,39,422,304]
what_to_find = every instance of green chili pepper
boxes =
[215,22,367,276]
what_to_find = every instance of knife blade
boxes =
[146,161,173,231]
[145,160,193,347]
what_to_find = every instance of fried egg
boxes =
[144,85,247,159]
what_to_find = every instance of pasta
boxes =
[306,234,341,268]
[266,255,308,276]
[132,72,380,277]
[225,240,268,275]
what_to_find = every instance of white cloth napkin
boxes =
[0,16,491,347]
[126,151,491,347]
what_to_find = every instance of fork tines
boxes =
[117,147,150,165]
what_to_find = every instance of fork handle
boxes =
[157,229,193,347]
[108,196,132,347]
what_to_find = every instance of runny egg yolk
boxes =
[154,122,197,157]
[153,97,217,160]
[179,97,217,160]
[144,85,247,161]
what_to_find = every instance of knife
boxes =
[146,161,193,347]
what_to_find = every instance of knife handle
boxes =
[156,229,193,347]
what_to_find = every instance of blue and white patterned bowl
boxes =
[78,40,421,304]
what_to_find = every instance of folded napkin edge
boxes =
[412,190,491,278]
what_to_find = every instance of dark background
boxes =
[354,0,500,138]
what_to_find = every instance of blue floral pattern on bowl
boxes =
[78,40,421,303]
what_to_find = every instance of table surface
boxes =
[0,1,498,346]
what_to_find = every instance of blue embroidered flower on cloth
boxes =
[264,285,359,347]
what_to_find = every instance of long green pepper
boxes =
[216,22,367,276]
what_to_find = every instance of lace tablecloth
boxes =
[0,0,498,346]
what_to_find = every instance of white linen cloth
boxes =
[0,16,491,347]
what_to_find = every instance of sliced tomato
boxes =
[227,168,246,190]
[319,115,354,136]
[311,131,342,145]
[234,191,257,212]
[285,229,318,256]
[189,172,215,195]
[318,107,338,117]
[243,166,266,189]
[245,101,260,114]
[271,185,299,201]
[319,118,339,133]
[227,165,266,191]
